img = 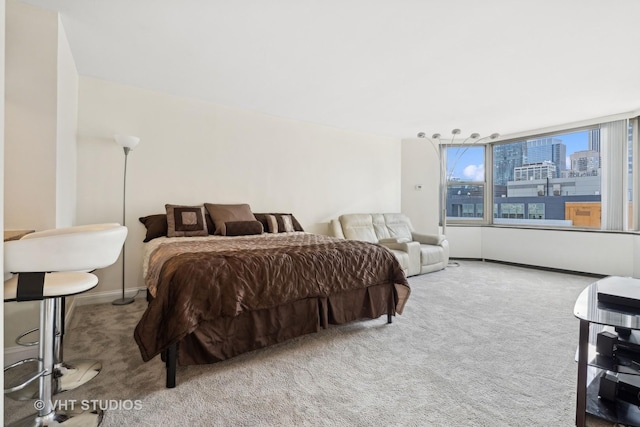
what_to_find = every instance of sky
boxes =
[446,130,589,181]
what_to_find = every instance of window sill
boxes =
[445,222,640,236]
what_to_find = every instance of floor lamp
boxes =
[112,134,140,305]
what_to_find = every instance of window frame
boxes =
[439,120,639,232]
[443,144,490,226]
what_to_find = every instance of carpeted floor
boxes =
[4,260,617,426]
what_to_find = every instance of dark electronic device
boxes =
[597,277,640,310]
[599,372,640,406]
[596,330,640,360]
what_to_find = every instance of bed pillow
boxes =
[266,214,293,233]
[224,221,264,236]
[253,213,304,233]
[165,204,209,237]
[139,214,169,242]
[205,203,256,236]
[139,213,215,241]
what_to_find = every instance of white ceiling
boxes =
[20,0,640,139]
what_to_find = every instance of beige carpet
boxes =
[4,260,616,426]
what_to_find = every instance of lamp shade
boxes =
[114,134,140,150]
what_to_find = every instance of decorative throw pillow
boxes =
[204,203,256,236]
[139,213,215,241]
[165,205,209,237]
[224,221,264,236]
[139,214,169,242]
[253,213,304,233]
[264,214,296,233]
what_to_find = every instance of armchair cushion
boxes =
[338,214,378,243]
[383,213,413,240]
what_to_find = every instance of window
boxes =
[500,203,524,219]
[443,119,637,231]
[493,129,602,228]
[528,203,545,219]
[462,204,475,217]
[445,146,485,222]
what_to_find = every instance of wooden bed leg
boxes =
[166,342,177,388]
[387,313,392,324]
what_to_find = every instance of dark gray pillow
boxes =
[224,221,264,236]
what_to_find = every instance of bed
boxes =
[134,208,410,387]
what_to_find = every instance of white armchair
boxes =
[330,213,449,276]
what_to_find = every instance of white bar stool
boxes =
[4,224,127,427]
[7,224,124,401]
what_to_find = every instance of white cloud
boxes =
[463,164,484,181]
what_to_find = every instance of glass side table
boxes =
[574,277,640,427]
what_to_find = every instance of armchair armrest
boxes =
[379,237,411,244]
[380,240,419,252]
[381,241,421,276]
[411,232,446,246]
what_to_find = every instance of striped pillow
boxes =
[265,214,295,233]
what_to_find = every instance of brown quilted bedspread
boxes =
[134,233,410,362]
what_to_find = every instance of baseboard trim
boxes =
[477,258,606,278]
[73,287,146,306]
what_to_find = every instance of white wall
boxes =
[446,226,635,277]
[400,138,440,233]
[4,0,58,231]
[4,0,57,354]
[4,3,78,231]
[443,226,483,259]
[482,227,635,276]
[4,1,79,353]
[56,16,78,228]
[76,77,401,294]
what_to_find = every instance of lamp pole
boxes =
[112,136,139,305]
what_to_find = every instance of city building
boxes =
[514,161,557,181]
[493,142,525,186]
[525,137,566,174]
[566,150,600,177]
